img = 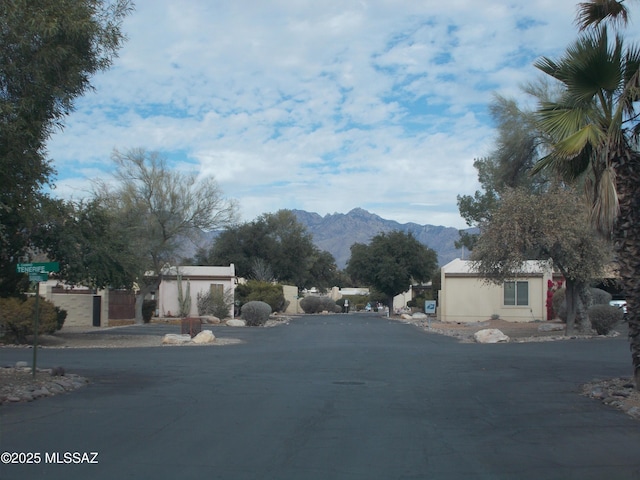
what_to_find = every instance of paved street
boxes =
[1,314,639,480]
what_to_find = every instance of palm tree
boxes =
[576,0,633,30]
[532,2,640,386]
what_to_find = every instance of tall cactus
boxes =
[177,273,192,317]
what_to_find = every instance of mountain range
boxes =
[292,208,467,269]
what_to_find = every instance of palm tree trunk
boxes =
[614,152,640,389]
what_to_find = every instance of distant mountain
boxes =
[292,208,468,269]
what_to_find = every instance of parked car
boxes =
[609,298,627,316]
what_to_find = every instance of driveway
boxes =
[1,314,639,480]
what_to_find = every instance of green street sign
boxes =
[16,262,60,274]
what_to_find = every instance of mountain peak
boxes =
[292,208,464,269]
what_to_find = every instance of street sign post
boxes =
[424,300,436,314]
[16,262,60,377]
[425,300,437,329]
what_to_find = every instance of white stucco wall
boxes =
[440,259,553,323]
[158,265,236,318]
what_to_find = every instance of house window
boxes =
[210,284,224,296]
[504,281,528,306]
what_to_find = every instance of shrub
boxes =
[241,301,272,326]
[142,299,156,323]
[235,280,287,313]
[197,288,234,319]
[590,288,612,306]
[299,295,340,314]
[552,287,612,322]
[407,292,436,309]
[588,304,623,335]
[0,296,66,344]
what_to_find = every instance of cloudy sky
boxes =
[46,0,637,229]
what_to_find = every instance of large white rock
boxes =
[226,319,246,327]
[474,329,510,344]
[162,334,193,345]
[401,313,413,320]
[201,316,221,324]
[412,312,428,319]
[192,330,216,344]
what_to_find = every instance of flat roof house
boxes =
[440,258,559,323]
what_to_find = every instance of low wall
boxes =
[40,286,109,328]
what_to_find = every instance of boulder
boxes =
[226,319,246,327]
[474,329,510,344]
[412,312,428,319]
[192,330,216,344]
[201,316,221,324]
[162,334,193,345]
[401,314,413,320]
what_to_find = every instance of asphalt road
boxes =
[1,314,639,480]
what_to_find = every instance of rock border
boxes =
[1,364,88,405]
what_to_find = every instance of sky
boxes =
[45,0,638,230]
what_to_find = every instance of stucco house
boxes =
[439,258,561,323]
[158,265,236,318]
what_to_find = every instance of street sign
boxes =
[14,263,59,378]
[424,300,437,315]
[28,272,49,282]
[16,262,60,274]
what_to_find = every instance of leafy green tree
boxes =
[471,187,611,334]
[346,231,438,311]
[201,210,338,290]
[235,280,287,313]
[95,148,238,323]
[532,0,640,385]
[456,95,550,251]
[32,198,135,290]
[0,0,132,296]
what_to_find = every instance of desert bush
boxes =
[590,288,612,306]
[235,280,287,313]
[142,299,156,323]
[588,304,623,335]
[241,301,272,326]
[0,296,66,344]
[300,295,339,314]
[553,287,614,322]
[197,288,234,319]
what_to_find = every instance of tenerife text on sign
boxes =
[16,262,60,274]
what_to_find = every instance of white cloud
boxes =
[46,0,640,231]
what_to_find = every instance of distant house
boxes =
[439,258,561,323]
[158,265,236,318]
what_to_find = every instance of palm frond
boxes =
[621,47,640,118]
[537,101,602,141]
[532,150,593,181]
[590,166,619,232]
[565,28,623,98]
[534,57,561,81]
[554,124,606,158]
[536,28,624,103]
[576,0,629,31]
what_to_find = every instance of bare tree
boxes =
[95,148,238,323]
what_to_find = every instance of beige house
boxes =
[439,258,558,323]
[158,265,236,318]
